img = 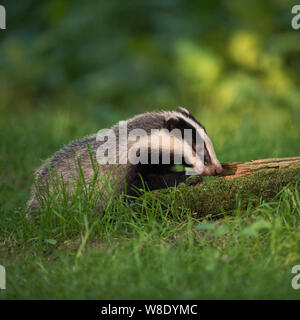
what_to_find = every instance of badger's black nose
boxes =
[215,166,223,175]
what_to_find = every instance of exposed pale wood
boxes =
[220,156,300,178]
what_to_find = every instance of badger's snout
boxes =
[215,164,223,175]
[203,163,223,176]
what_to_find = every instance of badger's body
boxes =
[27,108,222,216]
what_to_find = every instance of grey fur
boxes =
[27,109,222,217]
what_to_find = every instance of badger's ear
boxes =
[177,107,190,116]
[166,115,179,131]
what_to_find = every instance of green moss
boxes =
[154,167,300,217]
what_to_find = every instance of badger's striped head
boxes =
[164,107,223,176]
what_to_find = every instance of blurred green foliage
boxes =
[1,0,300,119]
[1,1,300,299]
[1,0,299,206]
[0,0,299,194]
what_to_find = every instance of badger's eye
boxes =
[204,155,209,165]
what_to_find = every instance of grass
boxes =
[0,104,300,299]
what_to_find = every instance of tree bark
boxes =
[220,156,300,177]
[151,157,300,217]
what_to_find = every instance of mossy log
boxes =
[154,157,300,217]
[220,157,300,177]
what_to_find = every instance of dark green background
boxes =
[1,0,300,118]
[1,0,300,300]
[1,0,299,208]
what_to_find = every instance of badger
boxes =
[27,107,222,216]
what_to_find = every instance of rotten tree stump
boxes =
[151,156,300,217]
[220,157,300,178]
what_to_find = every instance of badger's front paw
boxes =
[185,176,203,186]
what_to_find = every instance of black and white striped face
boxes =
[165,107,223,176]
[96,108,222,176]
